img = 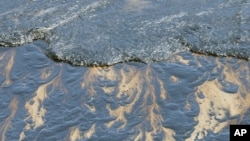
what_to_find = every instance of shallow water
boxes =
[0,42,249,140]
[0,0,249,66]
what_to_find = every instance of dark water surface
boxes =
[0,42,249,141]
[0,1,250,140]
[0,0,249,66]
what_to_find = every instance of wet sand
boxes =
[0,42,249,140]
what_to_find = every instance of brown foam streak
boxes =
[187,58,250,141]
[171,55,189,65]
[143,67,175,141]
[68,127,81,141]
[0,96,19,141]
[67,123,96,141]
[0,50,15,86]
[106,66,143,129]
[0,52,6,61]
[81,67,99,96]
[102,65,174,140]
[158,78,167,100]
[214,58,250,118]
[158,82,176,141]
[0,52,6,87]
[221,60,249,97]
[0,50,24,141]
[84,124,96,139]
[144,67,158,138]
[81,67,118,112]
[100,66,117,94]
[24,66,62,130]
[40,67,53,80]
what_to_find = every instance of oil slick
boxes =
[0,50,15,86]
[68,127,81,141]
[0,96,19,141]
[84,124,96,139]
[67,124,96,141]
[187,57,250,141]
[0,45,249,140]
[24,72,60,129]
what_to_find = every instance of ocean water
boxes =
[0,43,249,141]
[0,0,249,66]
[0,1,250,140]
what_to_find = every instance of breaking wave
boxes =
[0,0,249,66]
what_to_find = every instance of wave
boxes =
[0,0,249,66]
